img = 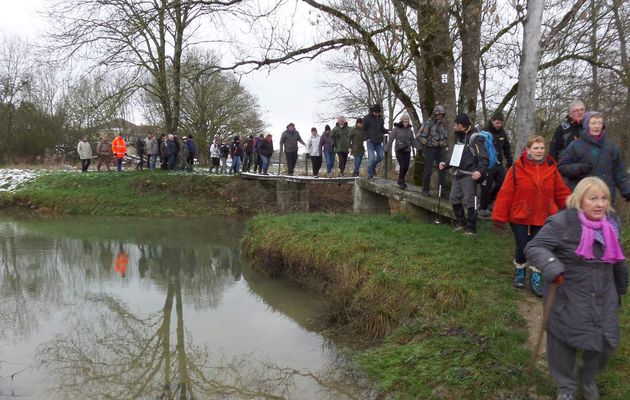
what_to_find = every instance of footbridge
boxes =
[241,172,454,221]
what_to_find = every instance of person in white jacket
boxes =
[77,136,93,172]
[209,137,221,173]
[306,127,322,177]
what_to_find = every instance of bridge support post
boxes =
[353,182,390,214]
[276,181,309,212]
[399,200,432,222]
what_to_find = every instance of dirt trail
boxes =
[517,291,549,370]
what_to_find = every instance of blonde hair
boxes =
[566,177,614,212]
[526,135,545,148]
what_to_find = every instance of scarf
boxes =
[576,211,625,263]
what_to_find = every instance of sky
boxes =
[0,0,338,143]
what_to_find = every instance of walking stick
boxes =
[528,282,558,374]
[434,184,442,224]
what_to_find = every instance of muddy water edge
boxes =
[0,213,378,399]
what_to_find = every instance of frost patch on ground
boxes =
[0,169,40,193]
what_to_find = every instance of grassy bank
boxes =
[242,213,630,399]
[0,171,255,217]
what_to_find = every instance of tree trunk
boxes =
[458,0,483,119]
[515,0,544,158]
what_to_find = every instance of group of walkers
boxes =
[77,131,198,173]
[456,100,627,400]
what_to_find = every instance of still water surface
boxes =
[0,216,372,399]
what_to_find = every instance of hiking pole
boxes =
[528,282,558,374]
[434,184,442,224]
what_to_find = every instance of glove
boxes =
[492,220,506,232]
[553,274,565,285]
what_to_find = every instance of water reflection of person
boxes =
[138,245,147,278]
[114,244,129,278]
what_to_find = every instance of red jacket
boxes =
[112,136,127,158]
[492,152,571,226]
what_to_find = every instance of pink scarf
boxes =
[576,211,625,264]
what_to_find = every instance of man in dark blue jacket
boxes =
[362,104,388,180]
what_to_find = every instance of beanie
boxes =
[370,104,382,113]
[454,113,471,126]
[324,124,331,131]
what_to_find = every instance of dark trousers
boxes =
[395,150,411,183]
[168,154,177,170]
[510,223,542,264]
[311,156,322,176]
[423,147,447,192]
[186,154,194,171]
[480,165,506,210]
[160,154,168,170]
[242,152,252,172]
[116,157,124,172]
[285,151,298,175]
[337,152,348,173]
[81,159,91,172]
[136,151,145,170]
[547,332,614,398]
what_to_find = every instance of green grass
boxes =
[243,213,630,399]
[0,171,250,217]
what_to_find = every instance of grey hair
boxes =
[569,99,585,112]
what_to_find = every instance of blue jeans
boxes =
[324,151,335,173]
[231,156,241,174]
[261,155,270,173]
[149,154,157,171]
[367,141,383,177]
[353,154,363,174]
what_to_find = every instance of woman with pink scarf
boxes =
[525,177,628,400]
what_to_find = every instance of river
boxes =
[0,215,375,399]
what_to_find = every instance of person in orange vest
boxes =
[114,247,128,278]
[111,132,128,172]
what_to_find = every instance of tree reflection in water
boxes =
[0,218,374,399]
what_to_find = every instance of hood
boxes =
[581,111,606,140]
[394,122,413,129]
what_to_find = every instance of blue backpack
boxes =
[469,130,498,169]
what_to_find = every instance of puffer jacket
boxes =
[320,133,334,153]
[525,208,628,352]
[417,117,448,148]
[492,151,570,226]
[557,112,630,199]
[386,123,417,153]
[331,123,351,152]
[362,113,388,144]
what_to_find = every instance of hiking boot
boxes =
[556,393,576,400]
[367,175,374,181]
[352,171,359,177]
[513,261,527,289]
[465,207,478,234]
[463,230,477,236]
[339,171,345,177]
[478,209,491,217]
[398,182,406,190]
[452,204,466,231]
[529,267,543,297]
[422,190,431,196]
[582,381,600,400]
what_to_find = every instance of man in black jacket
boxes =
[549,99,585,161]
[439,113,489,235]
[362,104,388,180]
[479,111,513,216]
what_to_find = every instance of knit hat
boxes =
[324,124,331,131]
[491,111,504,121]
[370,104,382,113]
[454,113,471,126]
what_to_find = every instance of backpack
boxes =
[469,130,498,169]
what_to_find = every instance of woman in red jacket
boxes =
[492,135,571,296]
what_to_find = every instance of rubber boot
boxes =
[452,204,466,231]
[513,260,527,289]
[463,207,477,236]
[529,265,543,297]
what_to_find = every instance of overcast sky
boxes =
[0,0,342,143]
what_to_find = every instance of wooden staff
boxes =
[529,282,558,374]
